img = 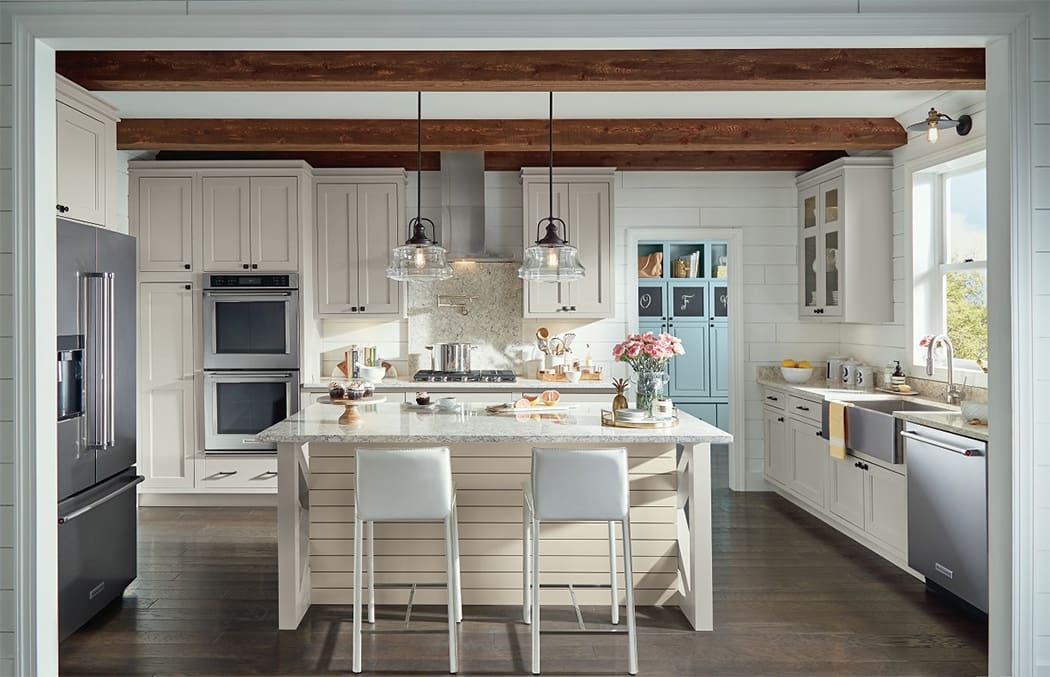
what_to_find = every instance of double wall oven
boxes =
[203,273,300,453]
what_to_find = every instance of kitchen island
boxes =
[258,401,731,633]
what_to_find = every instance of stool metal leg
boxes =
[352,516,364,674]
[444,515,459,674]
[451,502,463,623]
[531,516,541,675]
[608,521,619,625]
[367,521,375,624]
[622,518,638,676]
[522,500,532,624]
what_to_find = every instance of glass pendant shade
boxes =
[518,242,585,282]
[385,218,453,282]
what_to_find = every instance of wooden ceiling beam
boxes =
[153,150,442,170]
[117,117,906,152]
[483,150,847,171]
[57,48,985,91]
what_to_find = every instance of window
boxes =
[911,151,987,374]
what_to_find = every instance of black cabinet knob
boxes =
[776,416,784,423]
[242,264,250,270]
[56,204,69,213]
[351,307,358,312]
[184,284,191,290]
[359,306,365,312]
[570,306,577,311]
[251,264,258,269]
[184,263,191,270]
[815,430,822,437]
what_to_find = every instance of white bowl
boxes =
[357,364,387,383]
[780,367,814,384]
[960,401,988,424]
[563,370,582,383]
[437,397,459,411]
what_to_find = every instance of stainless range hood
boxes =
[439,151,517,262]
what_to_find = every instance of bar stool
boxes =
[353,447,462,674]
[522,447,638,675]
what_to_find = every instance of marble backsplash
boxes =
[407,262,531,373]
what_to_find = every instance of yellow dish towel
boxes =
[828,400,853,460]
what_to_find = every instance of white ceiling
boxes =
[95,90,984,121]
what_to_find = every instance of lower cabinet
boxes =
[864,463,908,554]
[788,418,826,508]
[828,455,866,530]
[763,407,791,486]
[200,455,278,491]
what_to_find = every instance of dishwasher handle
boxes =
[900,430,983,457]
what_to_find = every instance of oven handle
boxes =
[203,290,293,299]
[205,371,296,380]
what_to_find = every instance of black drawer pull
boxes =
[776,417,784,423]
[359,306,365,312]
[815,430,822,437]
[796,405,810,411]
[766,396,779,402]
[350,306,358,312]
[251,263,258,269]
[56,204,70,213]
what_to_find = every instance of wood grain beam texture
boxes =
[57,49,985,91]
[118,118,906,152]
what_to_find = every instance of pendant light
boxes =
[386,92,453,282]
[518,92,585,283]
[907,107,973,144]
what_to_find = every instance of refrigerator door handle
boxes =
[82,273,104,450]
[58,475,144,524]
[103,272,115,448]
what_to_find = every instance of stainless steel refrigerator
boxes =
[56,219,143,641]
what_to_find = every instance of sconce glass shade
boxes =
[385,217,453,282]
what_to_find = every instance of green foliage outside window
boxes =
[945,270,987,361]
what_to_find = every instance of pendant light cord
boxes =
[548,91,553,225]
[416,91,422,233]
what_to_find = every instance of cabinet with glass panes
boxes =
[636,240,729,431]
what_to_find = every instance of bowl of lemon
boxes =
[779,359,814,384]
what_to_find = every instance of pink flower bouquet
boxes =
[612,332,685,371]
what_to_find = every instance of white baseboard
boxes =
[743,471,770,492]
[138,493,277,507]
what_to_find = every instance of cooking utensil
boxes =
[563,333,576,352]
[537,338,549,354]
[425,343,477,372]
[536,327,550,354]
[548,337,565,355]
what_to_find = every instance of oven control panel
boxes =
[206,273,298,289]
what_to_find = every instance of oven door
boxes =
[203,371,300,453]
[203,290,299,370]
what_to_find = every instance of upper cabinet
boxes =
[521,169,615,319]
[796,157,893,323]
[56,75,119,228]
[202,176,300,272]
[314,172,405,317]
[130,162,309,276]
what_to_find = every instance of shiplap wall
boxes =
[0,30,15,677]
[1031,7,1050,673]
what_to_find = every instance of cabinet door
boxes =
[865,464,907,554]
[202,176,251,272]
[138,283,196,490]
[56,102,107,226]
[715,403,730,432]
[669,281,708,321]
[523,181,569,315]
[799,184,821,316]
[315,183,358,314]
[250,176,300,271]
[563,182,613,316]
[788,419,826,508]
[136,176,194,272]
[708,323,729,398]
[828,455,866,530]
[763,408,790,485]
[819,177,844,318]
[667,322,708,398]
[678,402,717,425]
[357,183,402,315]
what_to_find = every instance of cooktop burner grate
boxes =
[412,369,517,383]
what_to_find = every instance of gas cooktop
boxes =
[413,369,517,383]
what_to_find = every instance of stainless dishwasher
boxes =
[902,422,987,613]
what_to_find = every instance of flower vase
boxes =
[633,369,665,415]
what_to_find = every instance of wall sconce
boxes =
[907,107,973,144]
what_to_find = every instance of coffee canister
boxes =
[856,365,874,390]
[827,356,849,384]
[841,359,861,387]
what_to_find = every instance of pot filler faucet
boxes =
[926,334,963,405]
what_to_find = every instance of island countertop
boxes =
[258,402,733,445]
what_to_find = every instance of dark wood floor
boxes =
[60,449,987,676]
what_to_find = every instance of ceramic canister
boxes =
[856,365,874,390]
[827,356,849,384]
[841,359,861,387]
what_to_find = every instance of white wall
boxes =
[1030,9,1050,674]
[0,32,15,677]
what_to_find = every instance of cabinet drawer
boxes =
[762,388,787,411]
[787,395,821,423]
[201,455,278,490]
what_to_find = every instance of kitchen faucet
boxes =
[926,334,963,405]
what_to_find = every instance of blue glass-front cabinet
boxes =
[636,240,729,426]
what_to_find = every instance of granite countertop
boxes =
[258,402,732,445]
[758,375,988,441]
[302,378,617,393]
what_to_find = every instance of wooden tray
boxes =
[601,409,679,429]
[537,369,603,382]
[875,387,919,396]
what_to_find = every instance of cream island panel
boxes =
[258,402,731,633]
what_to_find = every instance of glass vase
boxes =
[633,369,666,415]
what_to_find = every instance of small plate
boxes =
[615,408,649,420]
[404,401,438,411]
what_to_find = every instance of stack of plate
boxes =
[614,408,649,422]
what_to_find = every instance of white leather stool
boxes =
[522,447,638,675]
[353,447,462,674]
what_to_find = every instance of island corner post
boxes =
[268,405,725,632]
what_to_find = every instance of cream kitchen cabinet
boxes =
[56,75,118,228]
[521,169,615,319]
[828,455,907,557]
[788,417,827,509]
[202,176,300,272]
[315,172,405,317]
[828,454,867,530]
[796,157,892,323]
[133,175,195,273]
[138,282,197,491]
[762,406,791,486]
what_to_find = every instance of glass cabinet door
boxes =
[820,178,844,317]
[799,186,821,314]
[823,228,842,315]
